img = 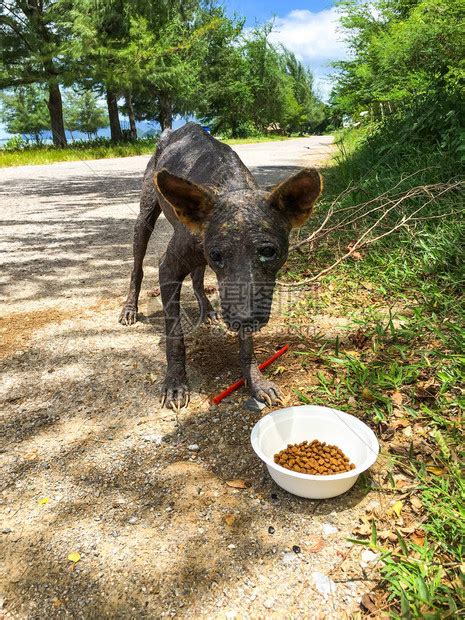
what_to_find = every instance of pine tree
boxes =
[0,1,71,146]
[64,90,108,140]
[0,85,50,143]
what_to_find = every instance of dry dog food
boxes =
[274,440,356,475]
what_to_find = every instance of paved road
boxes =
[1,135,334,314]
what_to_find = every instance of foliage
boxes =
[0,0,72,145]
[331,0,465,142]
[200,25,325,137]
[64,90,108,138]
[0,1,327,145]
[0,85,50,143]
[284,121,464,616]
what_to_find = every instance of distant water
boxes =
[0,117,190,145]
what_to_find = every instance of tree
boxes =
[0,85,50,143]
[0,1,71,146]
[196,15,252,136]
[122,3,235,131]
[64,90,108,139]
[331,0,465,117]
[281,50,326,134]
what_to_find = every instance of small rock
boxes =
[268,526,275,535]
[263,598,275,609]
[292,545,301,554]
[187,444,200,452]
[142,434,163,445]
[227,544,236,550]
[312,572,337,598]
[360,549,379,566]
[244,397,266,412]
[2,528,12,534]
[322,523,338,537]
[128,516,138,525]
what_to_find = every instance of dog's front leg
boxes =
[239,333,284,407]
[159,246,190,410]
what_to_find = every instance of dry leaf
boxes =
[38,497,49,505]
[390,500,404,518]
[353,522,371,537]
[411,530,425,547]
[360,592,378,614]
[402,426,413,438]
[67,552,81,563]
[225,479,247,489]
[410,495,423,513]
[306,537,325,553]
[377,529,397,543]
[345,350,361,357]
[392,418,410,429]
[426,465,445,476]
[361,387,375,402]
[223,514,236,527]
[391,391,403,406]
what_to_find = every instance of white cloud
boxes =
[267,8,350,101]
[268,8,350,65]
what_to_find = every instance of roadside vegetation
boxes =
[279,0,464,613]
[284,122,464,616]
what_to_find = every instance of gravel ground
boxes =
[1,136,384,618]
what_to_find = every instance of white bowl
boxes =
[250,405,379,499]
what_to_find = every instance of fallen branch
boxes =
[279,179,464,287]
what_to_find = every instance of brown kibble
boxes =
[274,440,355,476]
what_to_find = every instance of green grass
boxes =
[0,138,158,167]
[222,134,293,145]
[285,122,464,617]
[0,133,294,168]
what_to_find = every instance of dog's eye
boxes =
[209,249,223,266]
[258,245,277,260]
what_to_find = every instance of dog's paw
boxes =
[200,309,221,325]
[250,378,284,407]
[160,375,190,411]
[119,305,138,326]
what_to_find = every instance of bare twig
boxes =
[279,178,463,288]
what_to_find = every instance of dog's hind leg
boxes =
[119,195,161,326]
[190,265,218,323]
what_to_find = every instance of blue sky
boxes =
[226,0,336,24]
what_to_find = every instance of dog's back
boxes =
[155,123,257,194]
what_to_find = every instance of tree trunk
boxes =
[125,91,137,140]
[106,89,123,142]
[47,80,67,147]
[159,94,173,131]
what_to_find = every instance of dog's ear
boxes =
[155,169,214,232]
[269,168,323,228]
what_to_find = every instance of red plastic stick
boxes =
[212,344,289,405]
